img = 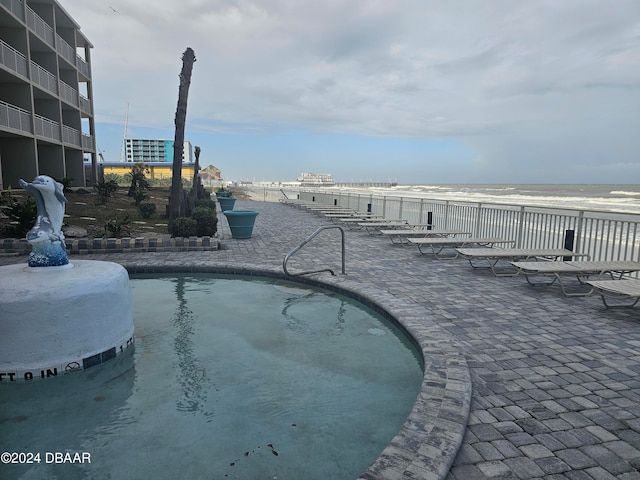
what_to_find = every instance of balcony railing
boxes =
[62,124,80,146]
[26,6,54,47]
[82,133,94,150]
[76,56,89,78]
[59,79,78,107]
[0,100,32,134]
[79,94,92,115]
[34,113,60,141]
[30,60,57,94]
[1,0,24,21]
[0,39,28,77]
[55,34,75,66]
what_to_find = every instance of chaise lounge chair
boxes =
[379,228,463,245]
[410,237,514,259]
[510,260,640,296]
[586,278,640,308]
[455,248,590,276]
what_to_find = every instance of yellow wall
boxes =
[105,165,195,180]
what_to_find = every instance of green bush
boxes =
[104,213,131,238]
[94,180,119,198]
[168,216,197,237]
[138,202,157,219]
[104,173,127,186]
[194,198,216,210]
[132,187,149,205]
[0,195,36,238]
[191,206,218,236]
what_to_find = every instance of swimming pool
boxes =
[0,274,423,479]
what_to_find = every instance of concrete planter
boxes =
[218,197,236,212]
[224,210,259,239]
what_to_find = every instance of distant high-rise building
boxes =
[124,139,193,164]
[0,0,96,189]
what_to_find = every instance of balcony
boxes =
[55,34,75,66]
[30,60,57,95]
[79,94,92,115]
[81,133,94,151]
[0,0,24,22]
[59,79,79,107]
[0,100,32,134]
[76,56,90,78]
[26,6,54,48]
[0,39,28,78]
[34,113,60,141]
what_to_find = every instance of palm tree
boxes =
[169,48,196,219]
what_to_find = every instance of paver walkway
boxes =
[2,199,640,479]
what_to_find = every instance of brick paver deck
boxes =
[2,199,640,479]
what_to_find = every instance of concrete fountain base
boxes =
[0,260,134,382]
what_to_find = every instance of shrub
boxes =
[191,206,218,236]
[104,173,126,186]
[194,198,216,210]
[168,216,197,237]
[104,213,131,237]
[132,187,149,205]
[0,195,36,238]
[94,180,119,198]
[138,202,157,219]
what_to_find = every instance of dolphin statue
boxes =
[19,175,67,242]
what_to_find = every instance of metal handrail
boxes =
[283,226,346,276]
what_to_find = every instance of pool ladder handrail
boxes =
[283,226,346,276]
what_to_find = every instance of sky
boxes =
[63,0,640,184]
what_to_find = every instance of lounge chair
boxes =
[410,237,514,259]
[455,248,590,276]
[510,260,640,296]
[379,228,455,244]
[586,278,640,308]
[357,220,411,234]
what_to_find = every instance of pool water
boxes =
[0,274,423,479]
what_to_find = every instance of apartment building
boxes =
[0,0,96,190]
[124,138,193,164]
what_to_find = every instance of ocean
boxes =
[322,184,640,215]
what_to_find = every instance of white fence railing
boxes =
[246,186,640,264]
[0,100,31,133]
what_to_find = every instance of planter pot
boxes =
[215,191,232,198]
[224,210,259,239]
[218,196,236,212]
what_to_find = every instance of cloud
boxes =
[65,0,640,182]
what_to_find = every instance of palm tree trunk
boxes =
[169,48,196,219]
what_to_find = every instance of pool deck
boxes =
[3,199,640,479]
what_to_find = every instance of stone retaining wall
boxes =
[0,236,219,255]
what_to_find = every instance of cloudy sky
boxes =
[64,0,640,184]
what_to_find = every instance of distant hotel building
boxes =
[124,138,193,164]
[0,0,96,190]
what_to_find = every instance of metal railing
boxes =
[59,80,78,107]
[30,60,57,94]
[0,100,31,133]
[26,6,54,47]
[56,34,75,66]
[1,0,24,21]
[79,94,92,114]
[34,113,60,141]
[0,39,28,77]
[62,124,81,146]
[283,226,346,276]
[250,186,640,265]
